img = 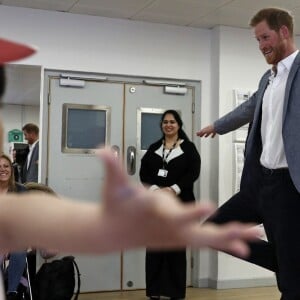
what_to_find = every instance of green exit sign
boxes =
[8,129,23,142]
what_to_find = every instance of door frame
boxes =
[41,69,202,290]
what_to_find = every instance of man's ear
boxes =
[279,25,290,39]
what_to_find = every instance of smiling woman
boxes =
[140,110,201,300]
[0,154,23,193]
[0,154,13,193]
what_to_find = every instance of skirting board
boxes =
[196,277,277,289]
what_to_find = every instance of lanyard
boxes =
[162,139,178,169]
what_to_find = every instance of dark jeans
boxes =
[207,169,300,300]
[7,252,27,292]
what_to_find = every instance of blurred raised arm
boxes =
[0,149,259,258]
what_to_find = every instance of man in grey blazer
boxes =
[198,7,300,300]
[22,123,39,183]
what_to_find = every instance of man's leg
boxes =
[207,191,278,272]
[260,171,300,300]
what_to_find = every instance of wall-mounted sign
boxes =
[8,129,23,142]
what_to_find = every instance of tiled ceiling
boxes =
[1,0,300,34]
[2,0,300,106]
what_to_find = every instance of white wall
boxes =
[1,4,295,289]
[212,28,300,286]
[208,26,277,287]
[0,5,211,203]
[0,6,210,79]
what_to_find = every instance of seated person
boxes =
[0,154,27,299]
[23,183,58,295]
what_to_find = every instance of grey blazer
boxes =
[22,141,39,183]
[214,52,300,193]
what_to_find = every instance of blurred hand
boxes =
[196,124,217,138]
[98,149,259,257]
[160,187,176,195]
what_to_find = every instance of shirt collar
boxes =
[273,50,299,75]
[29,139,38,149]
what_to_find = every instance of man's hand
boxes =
[196,124,217,138]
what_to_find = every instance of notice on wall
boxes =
[232,89,252,192]
[233,89,252,142]
[233,142,245,193]
[234,89,252,107]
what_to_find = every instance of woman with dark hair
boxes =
[140,110,201,300]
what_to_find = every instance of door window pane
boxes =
[141,112,162,150]
[62,104,110,153]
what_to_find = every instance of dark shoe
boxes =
[6,292,20,300]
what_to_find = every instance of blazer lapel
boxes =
[241,72,270,189]
[246,72,270,152]
[282,52,300,120]
[27,142,37,170]
[29,143,38,168]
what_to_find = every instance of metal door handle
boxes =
[111,145,120,158]
[127,146,136,175]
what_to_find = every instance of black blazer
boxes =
[140,139,201,203]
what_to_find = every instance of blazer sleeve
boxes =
[214,70,270,135]
[175,141,201,190]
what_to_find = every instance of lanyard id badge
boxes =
[158,168,168,177]
[162,139,178,169]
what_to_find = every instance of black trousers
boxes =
[146,249,186,298]
[208,169,300,300]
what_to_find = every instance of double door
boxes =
[46,73,197,292]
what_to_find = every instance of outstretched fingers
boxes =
[97,148,128,188]
[97,148,138,208]
[173,202,216,225]
[186,222,260,258]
